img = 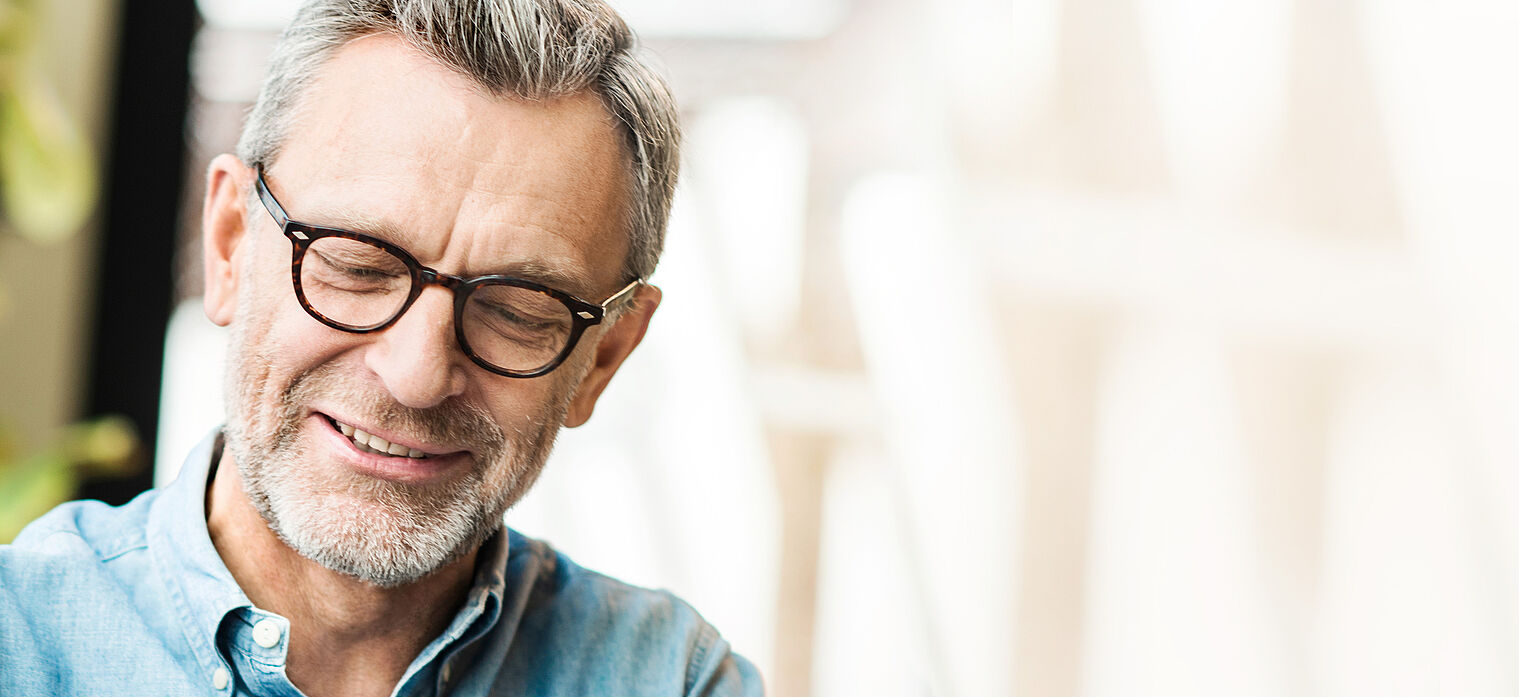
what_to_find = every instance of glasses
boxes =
[253,165,640,378]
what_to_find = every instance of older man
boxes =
[0,1,761,695]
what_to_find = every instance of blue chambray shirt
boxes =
[0,431,762,696]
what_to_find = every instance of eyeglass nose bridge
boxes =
[387,266,473,331]
[414,266,468,291]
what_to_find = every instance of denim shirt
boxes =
[0,431,762,696]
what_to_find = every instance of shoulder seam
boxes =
[684,619,720,696]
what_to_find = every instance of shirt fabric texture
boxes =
[0,430,762,696]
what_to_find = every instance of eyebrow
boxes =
[308,208,600,299]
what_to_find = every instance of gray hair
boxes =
[237,0,681,282]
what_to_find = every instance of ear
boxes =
[563,284,661,427]
[202,154,253,327]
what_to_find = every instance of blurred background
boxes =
[2,0,1517,695]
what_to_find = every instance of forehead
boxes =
[267,33,631,297]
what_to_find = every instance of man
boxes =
[0,1,762,695]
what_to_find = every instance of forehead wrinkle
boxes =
[452,97,628,231]
[456,186,619,290]
[461,218,603,297]
[466,191,603,257]
[436,150,615,293]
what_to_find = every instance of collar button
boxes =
[252,618,283,648]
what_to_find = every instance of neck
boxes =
[205,455,477,697]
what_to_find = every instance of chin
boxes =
[231,430,508,586]
[272,489,498,587]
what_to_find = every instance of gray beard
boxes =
[221,311,569,587]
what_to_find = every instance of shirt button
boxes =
[253,618,283,648]
[212,667,230,690]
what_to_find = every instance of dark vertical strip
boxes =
[78,1,198,504]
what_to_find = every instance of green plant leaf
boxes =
[0,74,97,244]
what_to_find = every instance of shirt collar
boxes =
[146,429,250,678]
[144,428,513,688]
[402,529,509,694]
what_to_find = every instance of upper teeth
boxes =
[335,420,428,458]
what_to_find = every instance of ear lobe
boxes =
[563,284,661,428]
[202,154,252,327]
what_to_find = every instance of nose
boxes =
[364,286,468,408]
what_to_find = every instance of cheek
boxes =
[231,260,365,395]
[475,368,578,438]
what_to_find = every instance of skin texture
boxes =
[199,34,661,697]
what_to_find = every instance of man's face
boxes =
[206,34,641,586]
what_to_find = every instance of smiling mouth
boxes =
[327,416,431,459]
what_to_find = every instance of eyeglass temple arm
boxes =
[600,279,643,312]
[253,164,290,228]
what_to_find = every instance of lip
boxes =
[310,412,471,485]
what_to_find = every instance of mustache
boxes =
[273,361,510,459]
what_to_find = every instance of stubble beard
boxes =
[221,300,575,588]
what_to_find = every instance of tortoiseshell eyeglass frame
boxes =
[252,163,642,378]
